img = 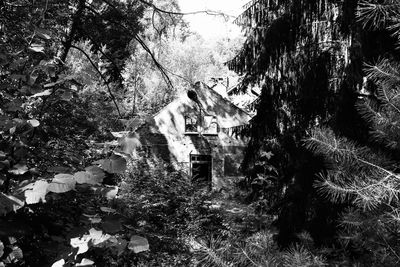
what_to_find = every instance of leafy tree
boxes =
[0,0,165,265]
[123,18,242,116]
[0,0,247,264]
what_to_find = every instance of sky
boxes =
[177,0,246,40]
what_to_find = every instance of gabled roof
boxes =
[187,82,252,128]
[144,81,252,135]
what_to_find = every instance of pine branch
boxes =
[306,128,400,210]
[357,1,400,30]
[314,178,356,204]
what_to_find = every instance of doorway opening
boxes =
[190,154,212,189]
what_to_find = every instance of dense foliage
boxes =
[228,0,400,265]
[0,0,249,266]
[0,0,156,265]
[3,0,400,265]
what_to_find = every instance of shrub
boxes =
[118,157,226,264]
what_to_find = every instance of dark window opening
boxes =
[185,115,198,133]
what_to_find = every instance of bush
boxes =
[118,157,227,265]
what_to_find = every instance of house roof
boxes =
[138,81,252,135]
[187,82,252,128]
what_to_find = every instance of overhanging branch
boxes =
[70,44,122,118]
[138,0,235,19]
[86,1,173,89]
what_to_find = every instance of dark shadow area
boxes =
[135,118,173,168]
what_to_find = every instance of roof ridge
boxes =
[194,82,253,118]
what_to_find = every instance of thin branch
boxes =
[240,247,260,267]
[355,156,398,180]
[133,34,173,88]
[81,29,124,81]
[162,66,192,85]
[59,0,85,63]
[378,232,400,263]
[86,1,173,89]
[138,0,235,19]
[70,44,122,118]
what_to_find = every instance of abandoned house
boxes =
[134,81,252,189]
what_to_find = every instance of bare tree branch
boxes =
[133,33,173,88]
[138,0,235,19]
[59,0,85,62]
[71,44,122,118]
[85,1,174,89]
[81,30,124,81]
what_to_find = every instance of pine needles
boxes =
[306,127,400,210]
[357,1,400,29]
[192,231,327,267]
[305,32,400,262]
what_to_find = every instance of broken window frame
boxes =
[203,115,218,135]
[184,115,198,133]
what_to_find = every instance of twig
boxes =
[86,1,173,89]
[80,30,124,81]
[138,0,235,19]
[70,44,122,118]
[378,232,400,263]
[59,0,85,63]
[240,246,260,267]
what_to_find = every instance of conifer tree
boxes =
[306,2,400,264]
[228,0,400,248]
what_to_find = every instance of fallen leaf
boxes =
[24,180,49,204]
[0,240,4,257]
[31,89,52,98]
[70,235,91,255]
[6,246,23,262]
[85,166,105,182]
[91,185,118,200]
[128,236,149,253]
[51,259,65,267]
[8,164,28,175]
[89,217,102,224]
[104,186,118,200]
[75,258,94,266]
[100,154,127,174]
[74,171,100,185]
[89,228,110,246]
[47,173,76,193]
[29,43,45,53]
[110,131,129,138]
[27,119,40,127]
[100,207,116,213]
[35,28,51,40]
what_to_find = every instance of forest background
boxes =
[1,0,400,266]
